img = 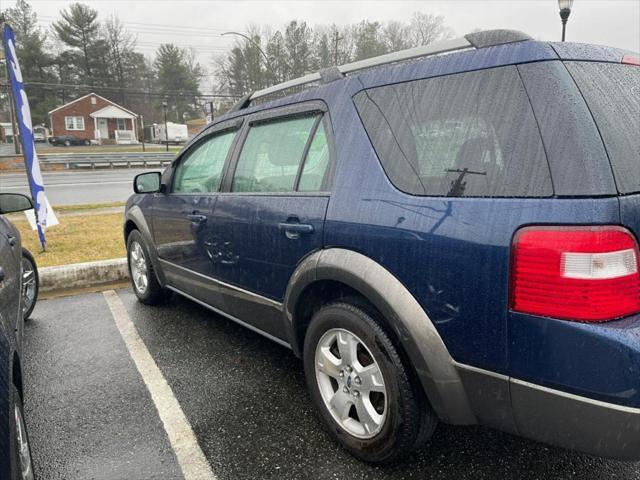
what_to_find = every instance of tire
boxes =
[63,140,71,147]
[10,384,35,480]
[83,139,91,146]
[126,229,165,305]
[303,301,438,463]
[21,249,38,320]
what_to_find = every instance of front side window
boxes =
[232,115,318,193]
[354,66,552,197]
[172,129,237,194]
[116,118,127,130]
[65,116,85,131]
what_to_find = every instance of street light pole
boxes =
[162,100,168,152]
[558,0,574,42]
[221,31,269,67]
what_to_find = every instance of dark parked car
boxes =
[0,193,35,479]
[47,135,91,147]
[124,30,640,463]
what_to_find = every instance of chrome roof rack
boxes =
[245,29,531,104]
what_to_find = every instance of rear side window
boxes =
[173,130,236,194]
[565,62,640,194]
[232,115,329,192]
[354,66,552,197]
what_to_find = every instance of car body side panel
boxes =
[0,217,20,479]
[320,79,622,374]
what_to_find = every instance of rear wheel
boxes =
[126,230,165,305]
[303,301,437,463]
[83,139,91,146]
[63,140,71,147]
[10,384,34,480]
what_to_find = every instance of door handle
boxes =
[187,214,207,223]
[6,235,16,247]
[278,221,314,239]
[0,266,4,283]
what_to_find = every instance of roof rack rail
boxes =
[242,29,530,105]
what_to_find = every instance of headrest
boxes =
[266,133,307,167]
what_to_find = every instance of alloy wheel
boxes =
[129,241,148,294]
[21,257,36,317]
[14,404,34,480]
[314,328,388,439]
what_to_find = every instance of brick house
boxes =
[48,93,139,144]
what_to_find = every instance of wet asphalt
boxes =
[22,288,640,480]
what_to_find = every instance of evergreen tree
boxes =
[154,43,202,121]
[3,0,58,124]
[52,3,102,86]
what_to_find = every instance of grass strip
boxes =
[14,213,125,268]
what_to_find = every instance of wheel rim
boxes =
[129,241,148,294]
[315,328,388,439]
[21,257,36,316]
[14,404,34,480]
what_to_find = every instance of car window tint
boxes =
[565,62,640,194]
[298,121,330,192]
[354,65,552,197]
[172,130,236,194]
[232,115,318,193]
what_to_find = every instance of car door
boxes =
[207,104,333,341]
[0,217,21,334]
[151,120,241,297]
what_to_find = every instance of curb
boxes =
[40,257,129,293]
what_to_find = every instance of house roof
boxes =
[90,105,136,119]
[47,92,138,117]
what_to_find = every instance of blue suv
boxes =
[125,30,640,463]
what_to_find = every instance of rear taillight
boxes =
[622,55,640,66]
[510,226,640,322]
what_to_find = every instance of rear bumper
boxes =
[457,363,640,461]
[511,377,640,461]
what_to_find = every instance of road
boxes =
[23,288,640,480]
[0,168,160,205]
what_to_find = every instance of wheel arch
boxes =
[124,205,166,286]
[284,248,476,425]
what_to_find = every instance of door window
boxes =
[298,121,330,192]
[172,129,237,194]
[232,115,319,193]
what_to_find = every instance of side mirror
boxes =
[0,193,34,214]
[134,172,162,194]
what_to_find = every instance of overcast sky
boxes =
[3,0,639,92]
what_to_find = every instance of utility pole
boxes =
[332,30,343,66]
[0,17,21,154]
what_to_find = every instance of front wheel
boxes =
[83,139,91,146]
[63,140,71,147]
[127,230,165,305]
[21,249,38,320]
[303,301,437,463]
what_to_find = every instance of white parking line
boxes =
[103,290,217,480]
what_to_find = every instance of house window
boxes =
[116,118,128,130]
[91,96,96,105]
[65,116,85,131]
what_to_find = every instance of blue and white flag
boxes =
[3,24,57,249]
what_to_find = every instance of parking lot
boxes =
[23,288,640,480]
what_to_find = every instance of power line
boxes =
[5,81,240,99]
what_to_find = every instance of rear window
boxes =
[354,65,552,197]
[565,62,640,194]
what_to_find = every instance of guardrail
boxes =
[37,152,176,169]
